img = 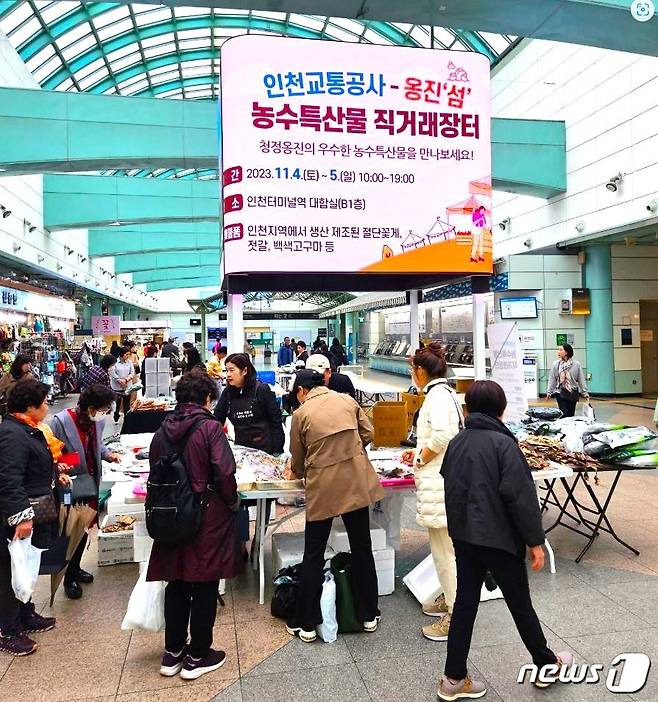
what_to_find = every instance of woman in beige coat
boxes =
[286,369,385,643]
[402,344,463,642]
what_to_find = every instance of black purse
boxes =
[28,493,59,525]
[61,467,97,504]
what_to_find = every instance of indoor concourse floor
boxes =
[0,387,656,702]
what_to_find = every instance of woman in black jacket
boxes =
[0,380,68,656]
[436,380,573,701]
[214,353,284,552]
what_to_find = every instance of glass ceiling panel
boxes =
[0,1,517,178]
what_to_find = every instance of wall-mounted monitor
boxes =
[500,297,538,320]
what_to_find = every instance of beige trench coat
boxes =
[290,386,385,522]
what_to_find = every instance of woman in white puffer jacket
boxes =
[402,343,463,642]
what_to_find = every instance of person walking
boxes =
[49,385,121,599]
[306,354,356,399]
[277,337,295,367]
[437,380,573,700]
[110,346,135,424]
[0,379,68,655]
[285,370,385,642]
[546,343,589,418]
[401,343,462,642]
[329,338,348,369]
[147,370,240,680]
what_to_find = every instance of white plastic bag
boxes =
[121,570,165,632]
[581,403,596,422]
[316,569,338,643]
[8,537,44,604]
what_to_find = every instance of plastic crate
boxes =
[256,370,276,385]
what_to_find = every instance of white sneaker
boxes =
[363,615,381,633]
[286,625,317,643]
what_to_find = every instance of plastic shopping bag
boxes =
[121,570,165,632]
[8,537,44,603]
[317,569,338,643]
[581,403,596,422]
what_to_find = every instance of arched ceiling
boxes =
[0,3,517,101]
[0,2,517,294]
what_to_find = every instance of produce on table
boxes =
[519,436,600,483]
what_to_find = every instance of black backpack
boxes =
[145,419,208,547]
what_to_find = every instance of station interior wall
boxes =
[492,39,658,258]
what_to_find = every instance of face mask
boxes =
[89,412,106,423]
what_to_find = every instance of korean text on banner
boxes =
[220,36,492,277]
[92,316,121,337]
[487,322,528,423]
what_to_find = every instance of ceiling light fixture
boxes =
[0,206,11,218]
[56,263,63,271]
[606,172,625,192]
[575,221,586,233]
[12,243,21,253]
[37,255,45,263]
[646,199,658,213]
[498,217,511,231]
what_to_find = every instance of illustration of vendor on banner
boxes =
[220,36,493,277]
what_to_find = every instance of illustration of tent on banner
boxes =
[425,217,457,242]
[401,229,427,252]
[469,175,492,197]
[445,195,492,247]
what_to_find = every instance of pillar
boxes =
[125,306,138,321]
[81,303,92,329]
[227,294,244,355]
[350,311,359,364]
[109,302,124,319]
[409,290,419,351]
[200,308,208,361]
[584,245,615,394]
[473,293,487,380]
[90,298,103,318]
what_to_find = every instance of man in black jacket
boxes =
[305,354,356,399]
[436,380,572,701]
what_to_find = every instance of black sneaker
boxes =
[179,649,227,680]
[0,631,38,656]
[160,648,187,677]
[77,569,94,584]
[21,611,56,634]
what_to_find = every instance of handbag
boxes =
[559,386,580,403]
[330,552,362,633]
[270,564,301,620]
[28,493,58,525]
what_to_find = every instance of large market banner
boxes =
[220,36,492,277]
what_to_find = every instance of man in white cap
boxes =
[306,354,356,399]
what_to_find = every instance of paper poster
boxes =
[487,322,528,423]
[220,36,492,276]
[92,315,121,336]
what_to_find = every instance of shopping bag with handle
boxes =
[121,570,165,632]
[581,403,596,422]
[8,537,44,603]
[317,568,338,643]
[330,552,361,633]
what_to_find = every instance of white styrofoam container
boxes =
[247,502,277,522]
[98,515,135,566]
[105,498,146,517]
[376,565,395,596]
[133,521,154,563]
[272,532,333,575]
[144,358,171,373]
[328,522,387,552]
[402,553,503,604]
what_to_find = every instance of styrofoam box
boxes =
[402,553,502,604]
[98,515,135,566]
[272,532,334,575]
[105,499,146,517]
[144,357,171,373]
[247,502,278,522]
[328,522,387,552]
[374,545,395,596]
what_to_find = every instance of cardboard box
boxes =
[328,522,387,552]
[401,392,425,430]
[372,401,407,447]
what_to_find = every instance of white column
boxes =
[473,293,487,379]
[226,294,244,355]
[409,290,419,350]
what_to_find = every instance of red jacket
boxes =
[147,403,241,583]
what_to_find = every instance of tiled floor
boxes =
[0,396,656,701]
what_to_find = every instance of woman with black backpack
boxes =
[146,370,240,681]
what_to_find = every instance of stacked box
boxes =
[401,392,425,431]
[272,532,334,575]
[144,358,171,397]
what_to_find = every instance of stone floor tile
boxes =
[240,663,371,702]
[247,636,352,676]
[117,679,237,702]
[118,627,237,695]
[210,680,243,702]
[0,637,129,702]
[595,580,658,627]
[235,615,291,676]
